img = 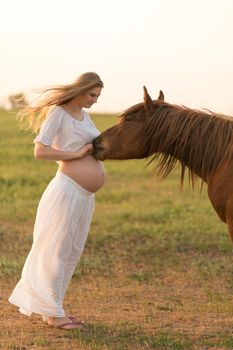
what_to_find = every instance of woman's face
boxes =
[76,87,102,109]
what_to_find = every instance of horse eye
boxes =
[125,115,132,122]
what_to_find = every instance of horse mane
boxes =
[122,102,233,187]
[146,102,233,186]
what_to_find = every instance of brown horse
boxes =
[93,87,233,242]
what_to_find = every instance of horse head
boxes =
[93,88,165,160]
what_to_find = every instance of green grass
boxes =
[67,323,191,349]
[0,109,233,350]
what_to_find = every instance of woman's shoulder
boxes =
[44,106,66,125]
[40,106,65,130]
[47,106,65,118]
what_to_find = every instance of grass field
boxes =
[0,109,233,350]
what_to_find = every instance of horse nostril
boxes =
[92,136,99,149]
[92,136,104,154]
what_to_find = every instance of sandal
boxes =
[49,321,83,330]
[68,315,85,325]
[42,315,84,324]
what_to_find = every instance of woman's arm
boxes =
[34,143,93,161]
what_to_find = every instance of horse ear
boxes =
[158,90,164,101]
[143,86,153,111]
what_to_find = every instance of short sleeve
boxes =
[33,108,62,146]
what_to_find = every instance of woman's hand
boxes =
[75,143,93,159]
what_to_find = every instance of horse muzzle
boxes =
[92,136,107,161]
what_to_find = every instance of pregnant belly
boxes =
[58,155,106,193]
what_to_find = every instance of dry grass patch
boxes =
[1,264,233,349]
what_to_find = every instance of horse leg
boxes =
[207,164,233,242]
[208,193,233,242]
[225,199,233,242]
[207,180,231,238]
[207,187,226,223]
[208,189,233,241]
[227,221,233,242]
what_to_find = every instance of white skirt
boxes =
[8,172,95,317]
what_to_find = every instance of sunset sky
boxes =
[1,0,233,115]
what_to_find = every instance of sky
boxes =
[1,0,233,115]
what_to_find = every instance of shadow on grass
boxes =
[64,322,233,350]
[66,322,191,350]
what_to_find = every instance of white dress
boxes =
[9,107,100,317]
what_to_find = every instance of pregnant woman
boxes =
[9,72,105,330]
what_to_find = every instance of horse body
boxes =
[93,87,233,241]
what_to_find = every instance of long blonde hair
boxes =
[19,72,104,133]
